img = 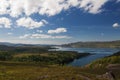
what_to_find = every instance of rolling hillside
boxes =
[62,40,120,48]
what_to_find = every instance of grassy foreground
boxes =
[0,61,108,80]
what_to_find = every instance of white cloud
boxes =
[0,0,10,15]
[16,17,48,29]
[7,32,13,35]
[48,28,67,34]
[79,0,108,14]
[36,30,43,33]
[19,34,70,39]
[113,23,120,28]
[9,0,43,17]
[0,17,11,28]
[117,0,120,2]
[0,0,108,17]
[19,34,30,39]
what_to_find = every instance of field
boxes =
[0,61,109,80]
[0,45,120,80]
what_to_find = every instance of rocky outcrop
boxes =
[97,71,115,80]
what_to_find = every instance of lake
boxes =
[50,46,120,66]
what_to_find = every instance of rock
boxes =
[97,71,115,80]
[106,64,120,70]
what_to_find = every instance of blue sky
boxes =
[0,0,120,44]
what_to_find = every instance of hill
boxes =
[62,40,120,48]
[0,42,55,47]
[88,51,120,79]
[89,51,120,67]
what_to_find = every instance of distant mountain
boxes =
[0,42,17,46]
[62,40,120,48]
[0,42,37,47]
[0,42,55,47]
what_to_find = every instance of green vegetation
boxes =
[0,52,13,61]
[89,51,120,68]
[12,51,90,65]
[0,45,90,65]
[0,45,120,80]
[0,62,108,80]
[88,51,120,79]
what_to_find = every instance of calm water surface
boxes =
[50,46,120,66]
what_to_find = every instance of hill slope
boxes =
[62,40,120,48]
[88,51,120,80]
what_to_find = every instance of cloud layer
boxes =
[0,0,113,43]
[0,0,109,29]
[0,0,108,17]
[19,34,70,39]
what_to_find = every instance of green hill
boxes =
[88,51,120,80]
[89,51,120,67]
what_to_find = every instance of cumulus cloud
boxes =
[79,0,108,14]
[19,34,70,39]
[113,23,120,28]
[0,17,11,28]
[16,17,48,29]
[0,0,108,17]
[0,0,10,15]
[48,28,67,34]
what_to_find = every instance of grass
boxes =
[0,62,108,80]
[89,55,120,68]
[13,53,40,57]
[87,52,120,80]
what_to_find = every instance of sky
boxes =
[0,0,120,45]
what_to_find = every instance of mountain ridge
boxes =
[62,40,120,48]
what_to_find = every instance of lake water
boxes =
[50,46,120,66]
